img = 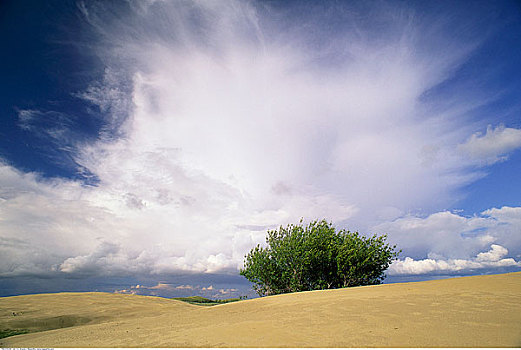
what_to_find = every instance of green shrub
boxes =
[240,219,400,296]
[0,328,30,339]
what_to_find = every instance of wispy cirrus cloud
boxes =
[17,109,78,152]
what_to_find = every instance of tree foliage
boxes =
[240,219,400,296]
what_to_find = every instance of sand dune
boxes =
[1,272,520,347]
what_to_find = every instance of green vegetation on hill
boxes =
[0,329,29,339]
[172,296,243,306]
[241,219,400,296]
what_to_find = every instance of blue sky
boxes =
[1,0,521,298]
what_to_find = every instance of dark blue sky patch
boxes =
[454,150,521,215]
[0,0,106,182]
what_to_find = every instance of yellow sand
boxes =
[1,272,520,347]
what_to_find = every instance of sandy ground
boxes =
[1,272,520,347]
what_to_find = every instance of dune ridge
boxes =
[1,272,520,347]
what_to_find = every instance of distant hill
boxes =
[172,296,241,306]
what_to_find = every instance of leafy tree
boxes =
[240,219,400,296]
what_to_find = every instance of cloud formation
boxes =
[376,207,521,258]
[380,207,521,275]
[1,0,520,280]
[114,281,240,299]
[389,244,520,275]
[458,125,521,165]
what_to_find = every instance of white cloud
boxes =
[218,288,238,295]
[59,241,127,275]
[0,162,111,277]
[458,125,521,165]
[2,1,519,278]
[374,207,521,261]
[73,68,133,140]
[73,0,489,227]
[127,282,195,291]
[389,244,520,275]
[114,282,241,299]
[174,284,194,290]
[482,206,521,223]
[376,207,521,277]
[476,244,508,262]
